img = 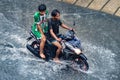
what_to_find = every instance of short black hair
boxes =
[51,9,60,17]
[38,4,46,11]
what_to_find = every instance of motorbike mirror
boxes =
[73,20,75,26]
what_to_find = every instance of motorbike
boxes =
[26,29,89,71]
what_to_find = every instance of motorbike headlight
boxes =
[74,48,81,55]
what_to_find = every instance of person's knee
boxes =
[58,45,62,50]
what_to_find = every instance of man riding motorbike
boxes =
[48,9,73,63]
[31,4,49,59]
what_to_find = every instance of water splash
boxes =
[82,42,117,80]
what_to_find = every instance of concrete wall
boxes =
[57,0,120,17]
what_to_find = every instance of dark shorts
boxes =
[47,34,62,43]
[48,37,57,43]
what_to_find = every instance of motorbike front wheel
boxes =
[75,58,89,71]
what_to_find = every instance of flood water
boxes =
[0,0,120,80]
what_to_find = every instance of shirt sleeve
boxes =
[59,20,62,26]
[48,19,52,30]
[45,10,49,18]
[34,13,40,24]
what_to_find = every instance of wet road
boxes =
[0,0,120,80]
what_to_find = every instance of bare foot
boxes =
[40,53,46,59]
[53,58,61,64]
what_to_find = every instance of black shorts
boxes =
[47,34,62,43]
[48,37,57,43]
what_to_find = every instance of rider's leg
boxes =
[52,41,62,62]
[39,36,46,59]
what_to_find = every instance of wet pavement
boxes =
[0,0,120,80]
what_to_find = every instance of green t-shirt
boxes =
[32,10,49,39]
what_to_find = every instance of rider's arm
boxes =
[61,23,72,30]
[37,24,45,36]
[50,29,59,40]
[48,19,59,41]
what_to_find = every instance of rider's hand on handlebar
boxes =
[69,28,75,31]
[69,28,73,30]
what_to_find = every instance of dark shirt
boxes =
[48,18,62,35]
